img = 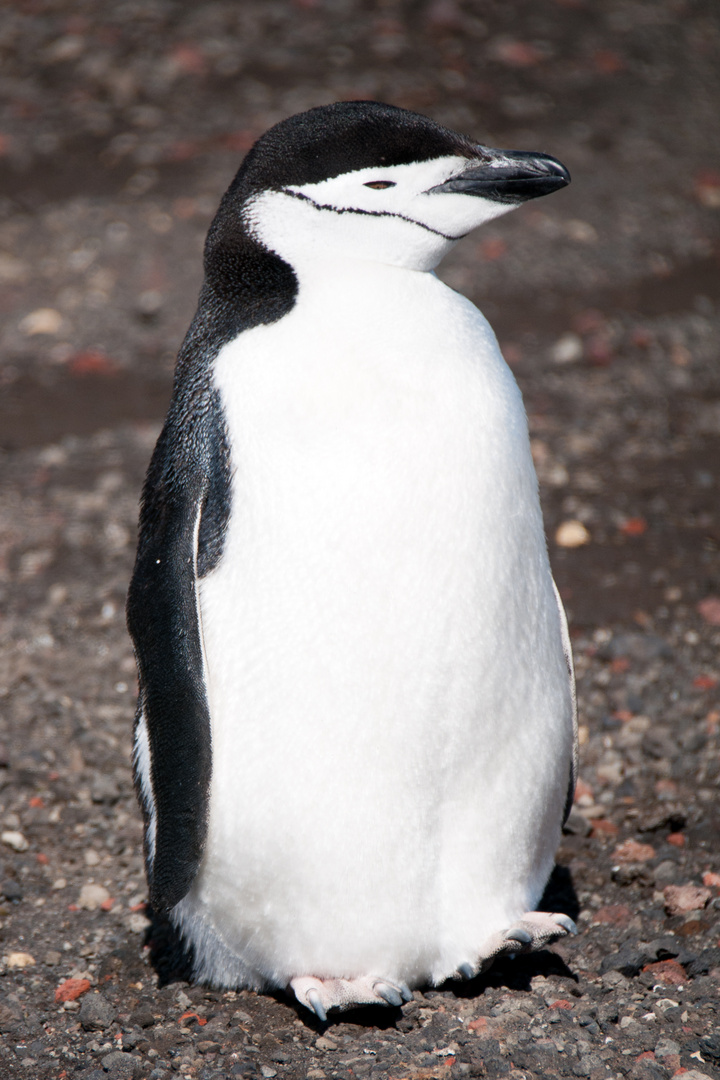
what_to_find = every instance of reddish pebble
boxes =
[694,170,720,208]
[631,328,653,349]
[613,709,634,722]
[587,334,613,366]
[702,871,720,887]
[642,959,686,986]
[591,819,620,838]
[67,904,79,912]
[663,884,712,916]
[167,139,200,162]
[130,901,147,912]
[619,517,647,537]
[667,832,685,848]
[693,674,718,690]
[593,904,632,926]
[492,39,543,67]
[36,852,49,865]
[29,796,44,808]
[610,657,630,673]
[100,897,115,912]
[179,1010,207,1026]
[68,350,116,376]
[480,237,507,261]
[697,596,720,625]
[549,999,573,1010]
[469,1016,489,1031]
[613,839,656,863]
[636,1051,656,1062]
[593,49,624,74]
[48,771,60,781]
[170,43,207,76]
[55,977,92,1002]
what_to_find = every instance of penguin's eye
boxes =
[364,180,396,190]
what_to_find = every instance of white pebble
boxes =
[78,883,110,910]
[1,831,29,852]
[555,520,591,548]
[551,332,583,364]
[4,952,35,969]
[19,307,65,336]
[126,913,151,934]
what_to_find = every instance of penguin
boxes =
[127,100,577,1021]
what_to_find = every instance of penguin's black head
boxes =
[228,101,477,194]
[208,101,570,276]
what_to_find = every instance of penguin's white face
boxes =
[246,155,526,274]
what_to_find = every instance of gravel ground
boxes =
[1,2,720,1079]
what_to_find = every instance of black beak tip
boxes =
[543,157,571,188]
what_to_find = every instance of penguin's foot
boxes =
[290,975,413,1021]
[456,910,578,981]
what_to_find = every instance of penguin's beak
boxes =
[428,150,570,204]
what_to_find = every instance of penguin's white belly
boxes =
[179,265,573,987]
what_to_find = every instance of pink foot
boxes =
[290,974,413,1021]
[456,910,578,980]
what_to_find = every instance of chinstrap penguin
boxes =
[127,100,577,1020]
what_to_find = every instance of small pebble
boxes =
[663,883,712,916]
[4,951,35,968]
[1,880,23,901]
[551,332,583,364]
[100,1050,141,1079]
[19,307,65,336]
[1,831,29,852]
[55,977,92,1002]
[78,883,111,910]
[127,912,151,934]
[555,520,590,547]
[613,839,656,864]
[80,992,117,1031]
[315,1035,338,1050]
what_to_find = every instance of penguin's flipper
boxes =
[455,910,578,981]
[127,402,229,914]
[290,975,413,1019]
[553,578,578,823]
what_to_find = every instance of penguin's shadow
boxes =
[144,864,579,1026]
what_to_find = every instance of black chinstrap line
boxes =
[280,187,468,242]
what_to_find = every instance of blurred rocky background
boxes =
[0,2,719,1078]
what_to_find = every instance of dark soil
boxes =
[1,2,719,1079]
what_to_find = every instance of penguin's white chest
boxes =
[186,262,572,985]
